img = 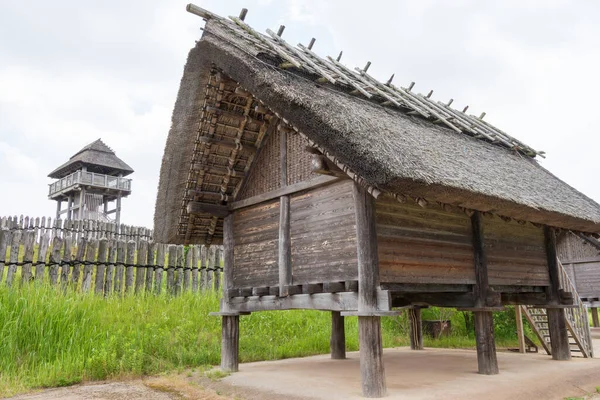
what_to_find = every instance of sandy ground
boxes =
[8,328,600,400]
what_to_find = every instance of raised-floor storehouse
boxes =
[154,5,600,397]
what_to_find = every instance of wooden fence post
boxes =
[95,237,108,294]
[104,239,117,295]
[167,245,176,294]
[214,247,222,291]
[155,243,165,294]
[21,230,36,284]
[191,246,199,292]
[125,240,136,293]
[6,230,22,286]
[200,246,208,291]
[0,228,9,284]
[82,239,97,292]
[59,232,72,287]
[36,232,51,283]
[49,235,64,286]
[114,240,126,294]
[145,242,155,292]
[184,246,192,291]
[135,240,148,294]
[175,245,184,295]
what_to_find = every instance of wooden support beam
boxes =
[474,311,499,374]
[592,308,599,328]
[544,226,571,360]
[330,311,346,359]
[230,175,339,210]
[353,182,387,398]
[409,306,424,350]
[221,315,240,372]
[205,106,261,124]
[359,317,386,398]
[187,202,230,218]
[223,214,234,300]
[471,211,499,375]
[279,128,292,297]
[193,163,246,177]
[515,306,526,354]
[196,136,257,156]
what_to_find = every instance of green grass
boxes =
[0,283,522,397]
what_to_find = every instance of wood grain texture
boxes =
[359,316,387,398]
[376,195,476,285]
[221,315,240,372]
[409,307,423,350]
[474,311,499,374]
[291,180,358,285]
[484,215,548,286]
[232,200,280,288]
[330,311,346,359]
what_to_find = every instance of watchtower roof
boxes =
[48,139,134,179]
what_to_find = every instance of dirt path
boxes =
[8,329,600,400]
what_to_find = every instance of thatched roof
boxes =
[49,139,134,179]
[154,6,600,244]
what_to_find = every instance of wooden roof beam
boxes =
[187,202,230,218]
[196,136,257,155]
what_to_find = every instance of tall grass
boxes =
[0,284,521,397]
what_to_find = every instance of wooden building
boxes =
[558,232,600,327]
[49,139,133,224]
[153,6,600,397]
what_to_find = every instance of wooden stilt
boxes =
[547,309,571,360]
[221,315,240,372]
[330,311,346,359]
[515,306,526,353]
[544,227,571,361]
[591,307,599,328]
[353,183,386,397]
[474,311,499,374]
[409,306,424,350]
[359,316,386,398]
[470,211,499,374]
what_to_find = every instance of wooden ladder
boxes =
[519,259,594,358]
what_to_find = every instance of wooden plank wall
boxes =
[232,199,280,288]
[376,196,476,285]
[483,216,549,286]
[557,232,600,299]
[290,180,358,284]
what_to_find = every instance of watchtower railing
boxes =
[49,171,132,196]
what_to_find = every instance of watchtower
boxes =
[48,139,134,224]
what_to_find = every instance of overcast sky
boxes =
[1,0,599,228]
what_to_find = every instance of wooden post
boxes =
[114,240,126,293]
[0,228,9,284]
[221,315,240,372]
[135,240,148,294]
[471,211,499,375]
[154,243,165,294]
[71,236,85,285]
[60,232,73,287]
[330,311,346,359]
[82,239,97,292]
[192,246,199,292]
[353,183,386,398]
[184,245,192,291]
[591,308,599,328]
[145,242,155,292]
[544,227,571,361]
[515,306,526,354]
[409,306,424,350]
[278,127,292,297]
[6,230,22,286]
[49,235,63,286]
[167,244,176,294]
[21,230,36,284]
[223,214,234,299]
[94,237,108,294]
[104,240,117,294]
[125,240,136,292]
[175,245,184,294]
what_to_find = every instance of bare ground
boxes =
[8,328,600,400]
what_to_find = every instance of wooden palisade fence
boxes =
[0,216,223,294]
